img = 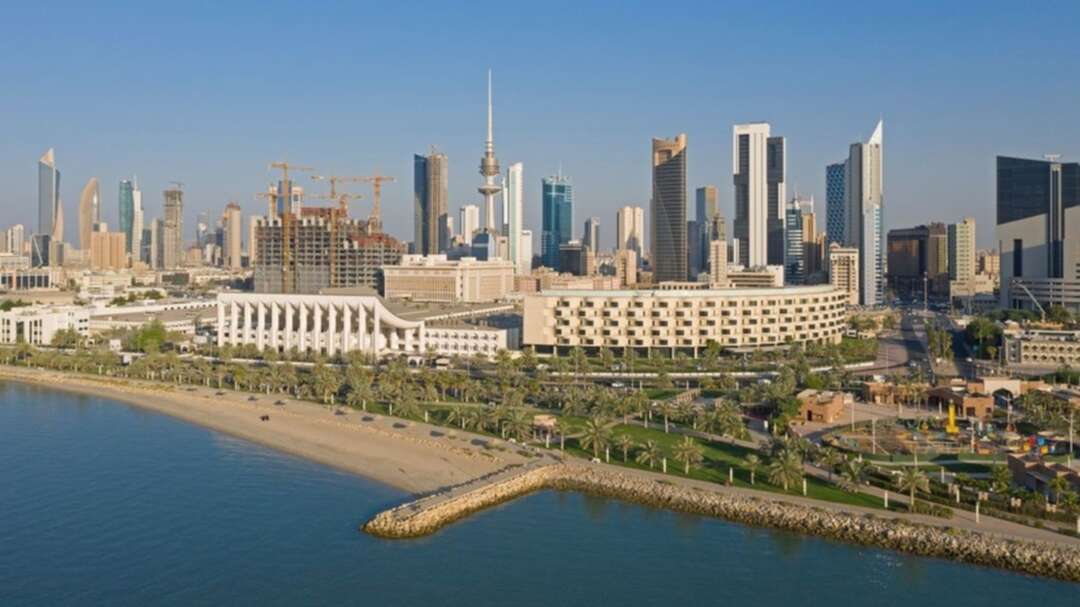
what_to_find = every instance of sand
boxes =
[0,367,521,495]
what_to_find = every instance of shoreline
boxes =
[0,367,521,495]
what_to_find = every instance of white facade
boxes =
[0,305,89,346]
[459,204,480,245]
[519,229,533,275]
[733,123,770,267]
[223,202,243,269]
[844,120,884,307]
[504,162,524,273]
[382,254,515,303]
[216,293,509,359]
[130,184,143,266]
[615,206,645,260]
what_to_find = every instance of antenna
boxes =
[1045,154,1061,163]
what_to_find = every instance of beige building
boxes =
[382,255,514,303]
[616,205,645,260]
[1002,327,1080,368]
[523,284,848,355]
[223,201,243,269]
[829,243,859,306]
[727,266,783,288]
[614,249,638,287]
[89,231,127,271]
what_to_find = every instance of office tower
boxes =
[504,162,524,272]
[614,249,638,286]
[825,162,846,244]
[149,219,162,269]
[695,186,719,273]
[119,178,144,263]
[414,150,449,255]
[196,211,210,248]
[4,225,25,255]
[800,201,823,278]
[733,124,785,267]
[541,172,573,269]
[222,202,243,269]
[949,217,976,283]
[248,216,259,266]
[844,120,885,306]
[78,177,100,251]
[784,198,808,285]
[651,134,688,282]
[477,71,502,232]
[616,205,645,260]
[33,149,61,266]
[829,243,860,306]
[162,186,184,269]
[583,217,600,254]
[559,240,594,276]
[688,221,702,277]
[459,204,480,245]
[518,229,533,274]
[707,214,727,286]
[89,230,127,270]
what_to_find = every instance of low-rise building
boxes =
[0,305,90,345]
[795,389,844,424]
[1007,453,1080,494]
[828,244,859,306]
[1002,327,1080,369]
[523,284,848,355]
[382,255,514,303]
[927,384,995,420]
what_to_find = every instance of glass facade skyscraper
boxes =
[119,180,135,253]
[651,134,688,282]
[541,173,573,270]
[825,162,846,245]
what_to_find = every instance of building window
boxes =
[1013,238,1023,277]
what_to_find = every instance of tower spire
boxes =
[478,69,501,231]
[486,69,494,154]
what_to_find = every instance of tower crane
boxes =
[257,161,316,294]
[309,175,365,214]
[357,174,396,233]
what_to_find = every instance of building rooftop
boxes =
[536,284,842,298]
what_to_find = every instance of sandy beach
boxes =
[0,367,522,495]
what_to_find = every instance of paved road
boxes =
[856,312,928,377]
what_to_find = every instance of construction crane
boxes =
[259,161,316,294]
[168,181,185,190]
[357,174,396,233]
[270,161,315,184]
[309,175,364,214]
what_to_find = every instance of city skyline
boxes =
[2,3,1078,252]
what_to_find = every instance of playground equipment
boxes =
[945,403,959,435]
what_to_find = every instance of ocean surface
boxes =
[1,381,1075,606]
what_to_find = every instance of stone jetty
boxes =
[364,462,1080,582]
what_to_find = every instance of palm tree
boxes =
[579,417,612,459]
[672,436,705,475]
[635,440,663,469]
[657,401,678,433]
[767,450,803,492]
[818,448,843,483]
[444,405,468,429]
[614,433,635,462]
[1049,476,1071,505]
[504,408,532,442]
[744,453,760,485]
[896,466,930,507]
[394,388,422,421]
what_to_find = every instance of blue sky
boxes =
[1,1,1078,250]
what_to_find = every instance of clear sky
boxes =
[2,1,1078,250]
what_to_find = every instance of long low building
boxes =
[0,305,89,345]
[523,284,848,354]
[216,293,511,359]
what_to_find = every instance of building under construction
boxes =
[253,203,405,294]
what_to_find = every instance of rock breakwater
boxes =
[364,463,1080,582]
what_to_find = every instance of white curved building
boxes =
[523,284,848,355]
[216,293,510,358]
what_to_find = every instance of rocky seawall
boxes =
[364,463,1080,582]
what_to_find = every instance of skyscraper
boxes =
[733,124,784,267]
[162,186,184,270]
[997,156,1080,312]
[459,204,480,245]
[948,217,976,283]
[616,205,645,261]
[504,162,524,273]
[651,134,688,282]
[583,217,600,255]
[825,162,846,245]
[78,177,100,251]
[478,71,502,233]
[414,150,449,255]
[519,229,533,274]
[541,172,573,270]
[33,149,61,266]
[223,202,243,269]
[844,120,885,306]
[784,197,809,285]
[693,186,718,273]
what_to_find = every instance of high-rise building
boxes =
[829,243,860,306]
[89,230,126,270]
[459,204,480,246]
[119,178,144,265]
[996,156,1080,313]
[688,220,702,277]
[222,202,243,269]
[248,215,259,266]
[196,211,211,248]
[651,134,688,282]
[559,240,594,276]
[948,217,976,283]
[504,162,524,273]
[478,71,502,233]
[583,217,600,255]
[616,205,645,261]
[518,229,533,274]
[825,162,846,245]
[784,197,809,285]
[414,151,449,255]
[844,120,885,306]
[34,149,61,267]
[694,185,719,275]
[800,201,823,279]
[162,187,184,270]
[541,172,573,269]
[4,225,25,255]
[706,214,727,287]
[78,177,100,251]
[733,124,785,267]
[149,219,162,269]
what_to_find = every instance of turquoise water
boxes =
[1,382,1075,606]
